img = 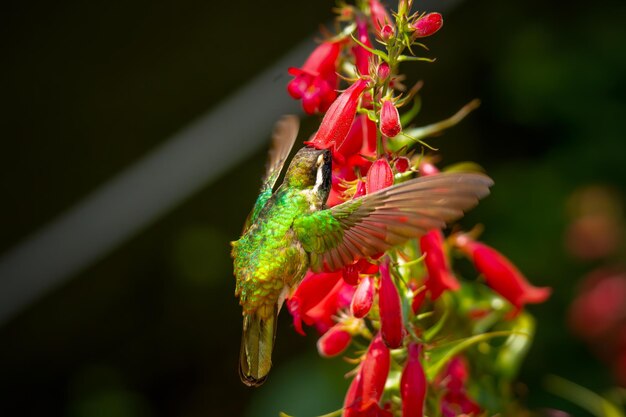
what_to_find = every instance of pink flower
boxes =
[379,260,405,348]
[288,41,341,114]
[366,158,394,194]
[455,236,551,316]
[343,333,391,417]
[351,276,375,318]
[420,230,460,300]
[401,343,427,417]
[317,323,352,357]
[411,12,443,38]
[353,18,374,76]
[380,99,401,138]
[307,78,370,150]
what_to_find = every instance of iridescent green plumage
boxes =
[232,115,494,387]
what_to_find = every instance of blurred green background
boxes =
[1,0,625,416]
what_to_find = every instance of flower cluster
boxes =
[284,1,551,415]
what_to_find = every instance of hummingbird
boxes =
[231,115,493,387]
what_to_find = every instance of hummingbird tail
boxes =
[239,307,277,387]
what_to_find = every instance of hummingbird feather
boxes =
[243,115,299,233]
[294,172,494,272]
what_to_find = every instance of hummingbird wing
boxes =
[243,115,300,232]
[293,172,493,272]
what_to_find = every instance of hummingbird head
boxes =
[283,146,332,202]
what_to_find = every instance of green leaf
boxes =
[423,308,449,342]
[425,331,519,381]
[397,55,436,63]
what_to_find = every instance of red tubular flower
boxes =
[307,78,369,150]
[411,12,444,38]
[378,261,405,348]
[455,237,551,315]
[343,333,391,417]
[288,41,341,114]
[369,0,394,37]
[287,271,355,334]
[420,230,460,300]
[380,99,401,138]
[366,158,394,194]
[353,18,373,76]
[401,343,427,417]
[317,323,352,357]
[351,276,375,318]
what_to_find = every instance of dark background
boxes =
[1,0,625,416]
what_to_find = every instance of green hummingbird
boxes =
[231,115,493,387]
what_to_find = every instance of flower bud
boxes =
[395,156,410,173]
[401,343,427,417]
[380,99,401,138]
[411,12,443,38]
[380,24,394,41]
[366,158,394,194]
[351,276,375,318]
[420,229,460,299]
[379,261,405,348]
[377,62,391,81]
[317,323,352,357]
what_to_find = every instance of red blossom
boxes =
[317,323,352,357]
[351,276,376,318]
[288,41,341,114]
[307,78,370,150]
[380,99,401,138]
[366,158,394,194]
[379,260,405,348]
[343,333,391,417]
[353,18,374,76]
[412,12,443,38]
[455,236,551,315]
[420,230,460,299]
[401,343,427,417]
[287,271,354,334]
